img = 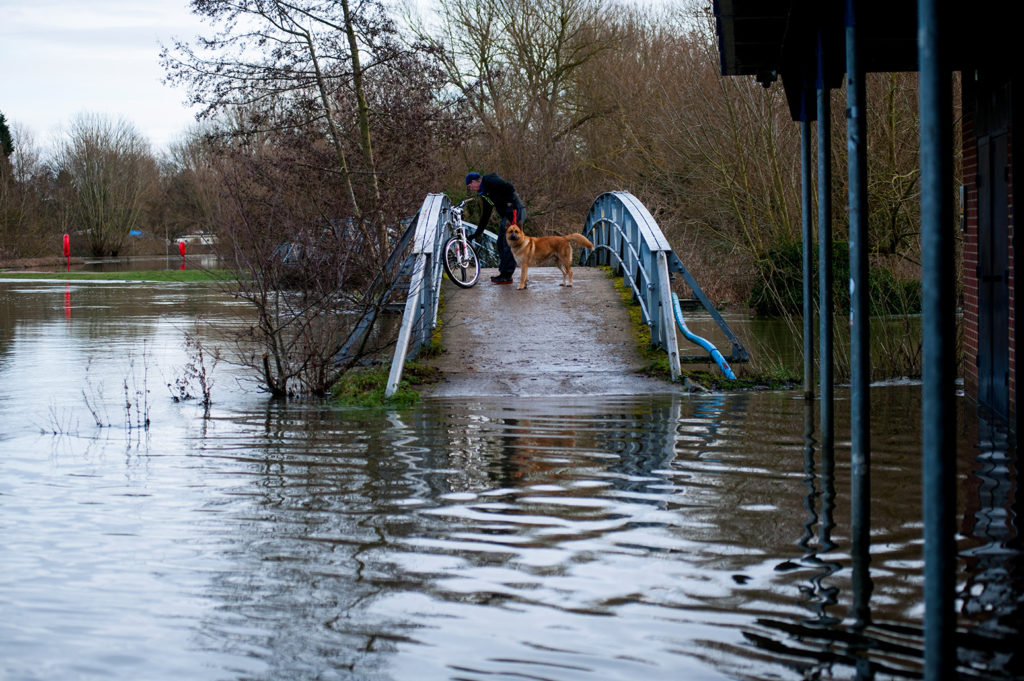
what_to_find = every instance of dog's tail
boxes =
[564,233,595,249]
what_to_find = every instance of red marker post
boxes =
[63,233,70,271]
[178,240,187,270]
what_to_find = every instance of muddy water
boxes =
[0,278,1020,681]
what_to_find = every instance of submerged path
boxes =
[421,267,671,398]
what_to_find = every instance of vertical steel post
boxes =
[817,34,835,455]
[1013,41,1023,471]
[918,0,957,677]
[657,251,682,380]
[802,113,815,400]
[845,0,872,625]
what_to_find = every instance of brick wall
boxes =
[962,106,979,397]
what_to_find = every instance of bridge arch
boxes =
[580,192,749,374]
[383,191,747,395]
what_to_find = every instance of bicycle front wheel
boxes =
[442,238,480,288]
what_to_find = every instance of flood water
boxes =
[1,274,1021,681]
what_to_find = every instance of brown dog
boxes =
[505,224,595,290]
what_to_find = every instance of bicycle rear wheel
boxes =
[442,237,480,288]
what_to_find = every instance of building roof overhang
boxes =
[712,0,1003,121]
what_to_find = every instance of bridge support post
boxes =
[656,251,681,380]
[817,32,835,456]
[386,254,426,397]
[801,114,815,400]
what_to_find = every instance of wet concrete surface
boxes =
[422,267,672,397]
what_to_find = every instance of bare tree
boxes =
[160,6,465,396]
[51,114,158,256]
[159,124,227,241]
[419,0,614,227]
[161,0,409,246]
[0,120,55,259]
[206,128,401,397]
[864,72,922,260]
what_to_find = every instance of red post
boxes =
[63,233,70,271]
[178,240,187,270]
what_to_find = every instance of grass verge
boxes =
[331,360,441,408]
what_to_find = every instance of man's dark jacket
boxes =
[475,173,519,235]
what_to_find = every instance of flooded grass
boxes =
[0,269,236,282]
[331,361,442,408]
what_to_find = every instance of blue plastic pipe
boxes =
[671,293,736,380]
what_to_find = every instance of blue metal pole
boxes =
[802,114,815,400]
[817,33,834,455]
[845,0,872,626]
[918,0,957,677]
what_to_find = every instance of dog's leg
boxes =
[557,260,568,286]
[518,262,529,289]
[556,250,570,286]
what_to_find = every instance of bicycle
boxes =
[441,197,481,288]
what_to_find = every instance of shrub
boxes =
[748,238,920,317]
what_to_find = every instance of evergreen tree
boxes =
[0,112,13,157]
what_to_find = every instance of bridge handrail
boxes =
[585,219,655,332]
[581,192,681,379]
[333,211,420,367]
[580,191,748,377]
[385,194,500,397]
[384,190,748,395]
[385,193,450,396]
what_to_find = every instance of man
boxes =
[465,171,526,284]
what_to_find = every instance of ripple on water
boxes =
[1,281,1020,680]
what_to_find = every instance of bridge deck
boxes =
[421,267,671,398]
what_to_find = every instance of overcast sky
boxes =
[1,0,208,153]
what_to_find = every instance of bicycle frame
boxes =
[441,197,481,288]
[449,198,471,244]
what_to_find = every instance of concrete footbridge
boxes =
[354,192,749,397]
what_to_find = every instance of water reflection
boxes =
[958,412,1023,678]
[0,279,1022,680]
[797,401,841,626]
[75,253,222,272]
[179,391,1021,680]
[740,400,1024,681]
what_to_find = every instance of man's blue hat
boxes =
[465,172,482,185]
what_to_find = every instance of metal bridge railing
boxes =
[384,194,500,396]
[385,194,448,396]
[385,190,747,394]
[581,191,748,380]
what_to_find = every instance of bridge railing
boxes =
[385,194,449,396]
[384,190,747,395]
[581,191,748,380]
[384,194,500,396]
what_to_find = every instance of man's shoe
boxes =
[490,276,513,284]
